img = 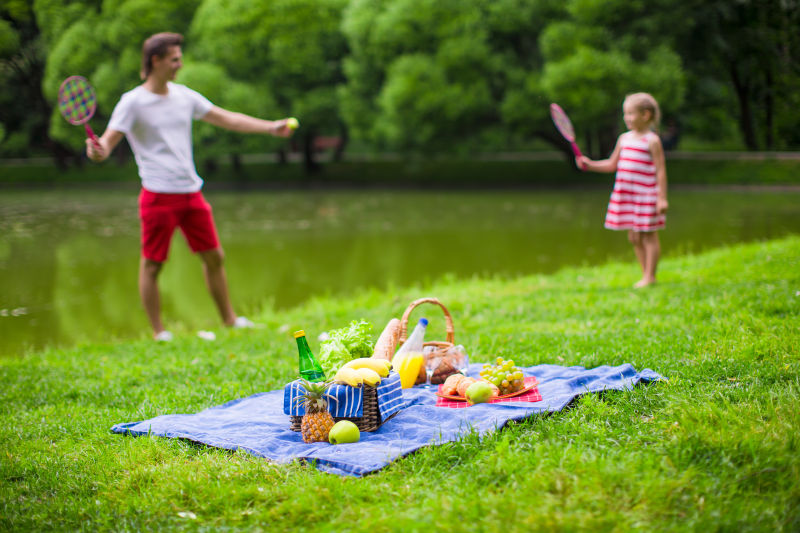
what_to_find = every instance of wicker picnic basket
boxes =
[397,297,463,385]
[289,384,398,433]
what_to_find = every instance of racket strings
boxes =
[59,77,96,125]
[550,105,575,141]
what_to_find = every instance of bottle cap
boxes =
[419,318,428,326]
[293,330,305,338]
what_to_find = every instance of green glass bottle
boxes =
[294,330,325,381]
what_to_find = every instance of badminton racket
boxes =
[550,103,585,170]
[58,75,101,149]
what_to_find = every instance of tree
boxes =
[536,0,687,156]
[189,0,349,173]
[0,0,78,164]
[40,0,199,157]
[340,0,568,154]
[673,0,800,150]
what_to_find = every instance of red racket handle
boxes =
[84,123,102,150]
[570,141,586,171]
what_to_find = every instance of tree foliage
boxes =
[1,0,798,167]
[189,0,349,170]
[340,0,565,153]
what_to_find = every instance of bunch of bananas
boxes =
[333,358,392,387]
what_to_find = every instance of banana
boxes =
[342,357,391,377]
[333,367,363,387]
[355,367,382,387]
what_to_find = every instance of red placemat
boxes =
[435,376,542,408]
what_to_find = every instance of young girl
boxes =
[578,93,668,288]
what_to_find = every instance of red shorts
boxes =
[138,189,220,262]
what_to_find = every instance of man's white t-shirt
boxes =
[107,82,214,193]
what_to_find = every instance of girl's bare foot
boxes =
[633,278,656,289]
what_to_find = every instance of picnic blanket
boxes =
[111,363,663,477]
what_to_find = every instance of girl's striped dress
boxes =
[604,131,665,232]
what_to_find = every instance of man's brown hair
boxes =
[140,32,184,80]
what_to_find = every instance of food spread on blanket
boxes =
[291,319,398,443]
[438,357,527,402]
[290,312,526,440]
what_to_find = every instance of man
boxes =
[86,32,295,341]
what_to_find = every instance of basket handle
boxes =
[398,297,455,345]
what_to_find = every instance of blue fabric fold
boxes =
[111,363,663,477]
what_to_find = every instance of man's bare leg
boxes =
[198,248,237,326]
[139,257,166,336]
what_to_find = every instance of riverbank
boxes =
[1,236,798,530]
[2,153,800,189]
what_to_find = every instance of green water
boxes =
[1,187,798,355]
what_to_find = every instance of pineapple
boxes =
[295,379,336,443]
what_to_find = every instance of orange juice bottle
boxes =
[392,318,427,388]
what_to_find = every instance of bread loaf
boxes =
[371,318,400,361]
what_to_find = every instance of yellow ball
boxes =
[286,117,299,130]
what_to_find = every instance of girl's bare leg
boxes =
[635,231,660,287]
[628,230,646,277]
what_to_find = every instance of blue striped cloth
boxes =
[283,371,405,420]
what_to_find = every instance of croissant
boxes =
[456,377,477,397]
[441,374,466,396]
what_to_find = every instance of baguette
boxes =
[371,318,400,360]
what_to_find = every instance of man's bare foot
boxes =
[154,330,173,341]
[633,278,656,289]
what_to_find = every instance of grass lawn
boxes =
[1,236,798,531]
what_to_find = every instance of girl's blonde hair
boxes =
[624,92,661,131]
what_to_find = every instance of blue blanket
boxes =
[111,363,662,477]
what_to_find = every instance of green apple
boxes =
[328,420,360,444]
[466,381,494,404]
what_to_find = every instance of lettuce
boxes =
[318,319,374,376]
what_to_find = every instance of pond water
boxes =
[1,187,798,355]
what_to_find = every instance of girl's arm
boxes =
[86,129,125,162]
[577,135,623,173]
[201,106,295,137]
[650,134,668,214]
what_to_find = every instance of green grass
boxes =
[1,236,799,531]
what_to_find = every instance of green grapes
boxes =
[479,357,525,395]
